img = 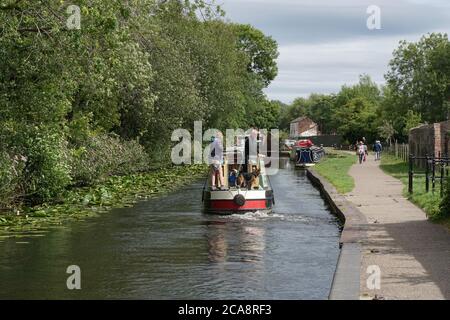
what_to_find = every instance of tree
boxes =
[0,0,280,208]
[251,100,281,129]
[233,24,279,87]
[378,121,397,146]
[333,75,380,143]
[334,97,378,144]
[306,94,338,134]
[402,110,422,136]
[278,97,311,131]
[385,33,450,124]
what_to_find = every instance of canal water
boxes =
[0,158,340,299]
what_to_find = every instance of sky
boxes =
[221,0,450,103]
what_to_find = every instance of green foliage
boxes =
[280,75,381,143]
[0,164,208,233]
[234,24,279,87]
[402,110,422,136]
[70,134,149,186]
[0,0,279,210]
[384,33,450,125]
[439,178,450,218]
[380,155,442,219]
[251,100,282,129]
[333,75,380,143]
[22,129,72,204]
[378,121,397,145]
[0,152,25,209]
[307,94,338,134]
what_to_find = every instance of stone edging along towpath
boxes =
[306,168,367,300]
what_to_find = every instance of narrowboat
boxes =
[202,136,275,215]
[290,139,325,168]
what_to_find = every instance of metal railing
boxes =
[408,154,450,196]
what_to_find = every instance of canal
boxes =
[0,158,340,299]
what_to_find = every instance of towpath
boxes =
[345,156,450,299]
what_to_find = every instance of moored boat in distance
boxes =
[202,136,275,215]
[290,139,325,168]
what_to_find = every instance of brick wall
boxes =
[434,123,441,158]
[439,121,450,156]
[409,120,450,166]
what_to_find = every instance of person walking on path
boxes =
[357,141,366,164]
[373,140,382,161]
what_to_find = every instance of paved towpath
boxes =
[344,156,450,299]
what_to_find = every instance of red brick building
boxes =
[289,117,319,138]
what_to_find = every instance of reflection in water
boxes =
[206,222,228,263]
[206,221,265,268]
[0,158,340,299]
[240,226,265,263]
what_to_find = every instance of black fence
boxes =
[408,154,450,197]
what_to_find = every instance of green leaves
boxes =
[0,0,279,212]
[0,164,208,234]
[439,177,450,219]
[234,24,279,87]
[385,33,450,124]
[20,127,72,203]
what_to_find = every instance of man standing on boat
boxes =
[209,132,227,191]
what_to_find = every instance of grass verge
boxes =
[0,165,207,235]
[313,149,356,194]
[380,154,449,227]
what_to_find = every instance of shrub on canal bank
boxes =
[70,134,150,186]
[439,178,450,219]
[0,131,152,210]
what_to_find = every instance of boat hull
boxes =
[203,189,274,215]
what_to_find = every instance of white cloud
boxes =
[221,0,450,103]
[265,34,437,103]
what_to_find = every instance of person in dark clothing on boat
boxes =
[228,169,238,187]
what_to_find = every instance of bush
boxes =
[439,177,450,218]
[22,130,72,204]
[0,152,26,209]
[70,134,149,186]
